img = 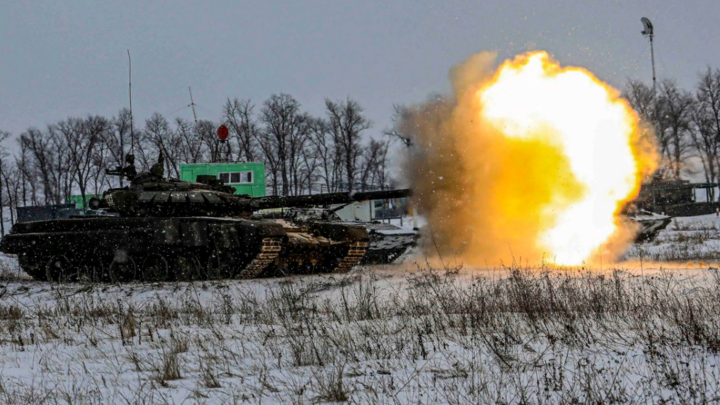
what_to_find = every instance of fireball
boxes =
[479,52,647,265]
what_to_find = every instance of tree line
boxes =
[624,67,720,196]
[0,94,393,231]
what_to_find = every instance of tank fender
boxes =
[310,223,369,243]
[234,220,286,241]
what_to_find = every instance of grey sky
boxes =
[2,0,719,147]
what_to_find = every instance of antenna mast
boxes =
[127,49,135,154]
[188,87,198,123]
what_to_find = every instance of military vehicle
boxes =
[625,206,673,242]
[0,154,413,282]
[252,206,419,266]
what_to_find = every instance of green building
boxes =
[180,162,266,197]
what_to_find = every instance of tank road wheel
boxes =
[78,262,102,283]
[18,254,47,281]
[204,252,225,280]
[108,256,137,283]
[45,255,77,283]
[175,255,203,282]
[78,249,107,283]
[142,253,169,282]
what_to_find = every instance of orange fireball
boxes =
[403,51,656,267]
[478,52,651,265]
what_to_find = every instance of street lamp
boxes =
[641,17,656,94]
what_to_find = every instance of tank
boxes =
[0,155,413,282]
[252,205,419,266]
[626,208,672,242]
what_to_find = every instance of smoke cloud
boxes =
[401,51,657,267]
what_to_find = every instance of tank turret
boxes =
[93,168,412,218]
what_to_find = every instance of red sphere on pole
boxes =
[217,125,229,142]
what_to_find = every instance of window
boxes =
[218,171,254,184]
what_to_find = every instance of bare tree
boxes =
[260,94,310,196]
[193,119,231,163]
[692,67,720,200]
[141,113,180,177]
[20,126,71,205]
[359,138,386,191]
[19,128,52,204]
[0,130,11,234]
[15,141,36,206]
[625,80,657,123]
[657,80,694,178]
[689,98,719,195]
[175,117,205,164]
[384,104,414,147]
[55,116,107,208]
[308,118,342,193]
[102,108,134,187]
[2,162,18,226]
[325,98,371,192]
[625,80,676,179]
[223,98,259,162]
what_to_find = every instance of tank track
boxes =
[236,237,283,279]
[330,241,368,273]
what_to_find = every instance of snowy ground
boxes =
[623,213,720,264]
[0,215,720,403]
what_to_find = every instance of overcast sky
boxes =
[2,0,720,147]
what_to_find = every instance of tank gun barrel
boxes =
[245,188,413,210]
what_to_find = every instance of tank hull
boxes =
[1,215,372,282]
[1,216,288,282]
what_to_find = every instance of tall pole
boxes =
[127,49,135,154]
[188,87,198,123]
[649,33,656,94]
[641,17,656,94]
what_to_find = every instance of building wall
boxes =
[333,198,410,221]
[333,201,374,222]
[180,162,266,197]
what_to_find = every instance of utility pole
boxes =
[188,87,198,123]
[641,17,656,94]
[127,49,135,155]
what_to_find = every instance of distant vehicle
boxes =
[624,204,672,242]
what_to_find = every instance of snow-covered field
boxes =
[0,215,720,404]
[623,213,720,264]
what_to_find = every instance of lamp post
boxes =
[641,17,656,94]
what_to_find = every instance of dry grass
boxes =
[0,265,719,403]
